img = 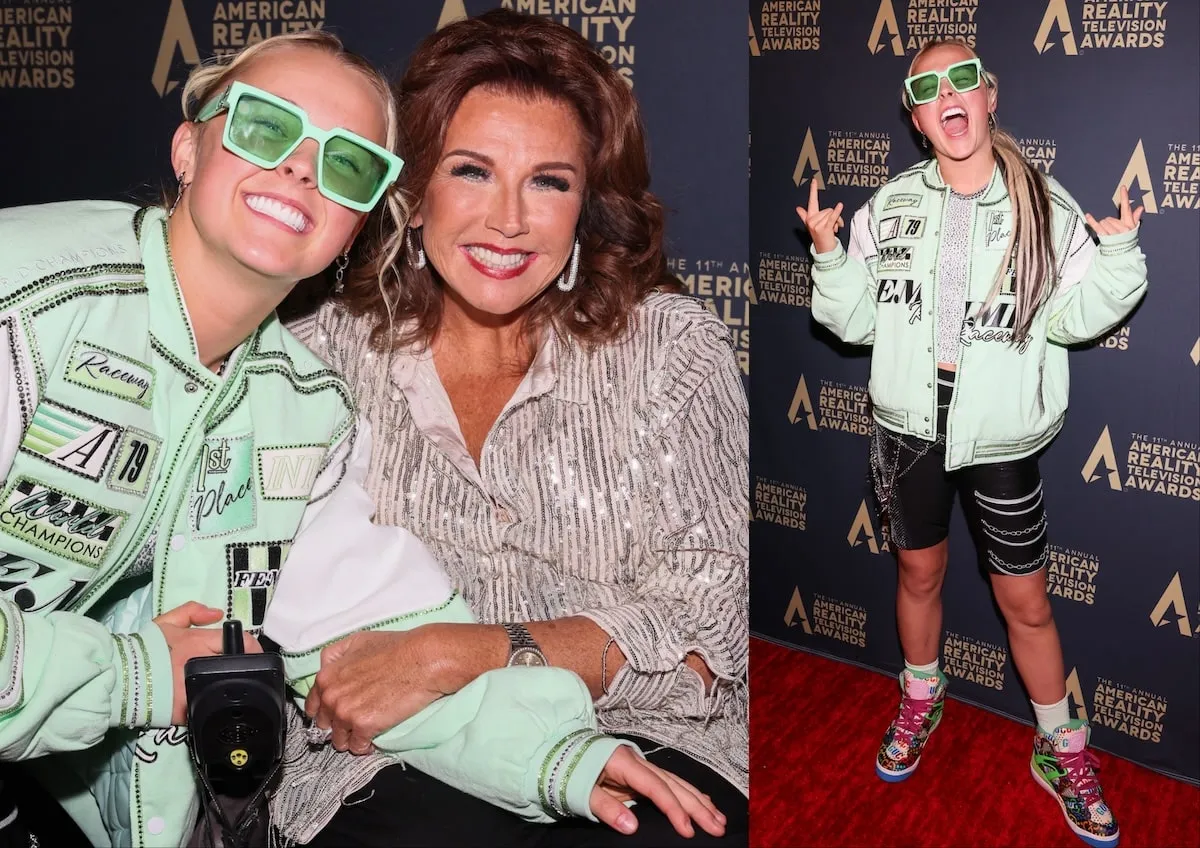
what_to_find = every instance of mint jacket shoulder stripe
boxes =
[809,159,1148,471]
[0,201,613,847]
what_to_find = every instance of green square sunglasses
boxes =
[904,58,984,107]
[195,81,403,213]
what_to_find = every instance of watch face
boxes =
[511,648,547,667]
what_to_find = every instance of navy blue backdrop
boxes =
[750,0,1200,785]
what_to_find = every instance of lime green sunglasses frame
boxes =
[904,58,984,107]
[195,81,403,213]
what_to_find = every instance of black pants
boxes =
[0,766,91,848]
[302,735,748,847]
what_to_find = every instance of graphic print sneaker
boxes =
[875,669,947,782]
[1031,719,1119,847]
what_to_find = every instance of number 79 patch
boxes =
[106,428,162,496]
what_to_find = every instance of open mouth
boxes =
[940,106,969,139]
[462,244,536,278]
[245,194,312,233]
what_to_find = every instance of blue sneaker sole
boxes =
[876,760,919,782]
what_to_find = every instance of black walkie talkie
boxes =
[184,620,286,846]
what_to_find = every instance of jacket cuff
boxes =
[809,241,847,270]
[109,623,173,729]
[534,728,639,821]
[1096,225,1140,256]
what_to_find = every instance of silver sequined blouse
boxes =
[289,291,749,800]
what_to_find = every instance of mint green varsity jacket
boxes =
[810,159,1148,471]
[0,201,627,847]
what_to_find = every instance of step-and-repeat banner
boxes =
[0,0,748,383]
[750,0,1199,784]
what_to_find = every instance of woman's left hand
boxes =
[590,746,726,838]
[305,628,448,755]
[1086,184,1144,236]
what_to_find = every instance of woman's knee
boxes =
[995,578,1054,629]
[896,543,949,595]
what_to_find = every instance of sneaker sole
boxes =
[876,758,919,782]
[1029,760,1119,848]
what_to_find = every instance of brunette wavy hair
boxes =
[339,8,680,351]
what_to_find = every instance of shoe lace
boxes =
[1059,748,1102,801]
[893,695,929,741]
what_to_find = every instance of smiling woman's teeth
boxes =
[466,246,530,269]
[246,195,308,232]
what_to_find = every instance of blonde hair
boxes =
[903,39,1056,343]
[171,31,407,329]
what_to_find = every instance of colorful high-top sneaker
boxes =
[875,669,947,782]
[1031,719,1119,847]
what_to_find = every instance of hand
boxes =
[306,628,448,756]
[590,746,726,839]
[154,602,261,726]
[1087,184,1144,236]
[795,179,844,255]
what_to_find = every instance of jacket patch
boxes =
[878,215,925,242]
[257,445,325,500]
[984,211,1012,250]
[877,278,923,325]
[227,541,290,631]
[961,298,1030,353]
[0,477,126,568]
[883,193,922,211]
[20,401,120,482]
[64,340,155,408]
[106,428,162,497]
[0,551,88,613]
[190,434,256,539]
[877,246,913,273]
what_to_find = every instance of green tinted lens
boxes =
[947,62,979,91]
[910,72,940,103]
[229,95,303,163]
[322,136,389,204]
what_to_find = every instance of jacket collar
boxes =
[136,206,258,386]
[919,158,1008,206]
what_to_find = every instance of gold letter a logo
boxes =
[867,0,903,55]
[1064,667,1089,722]
[792,128,824,190]
[152,0,200,97]
[1081,426,1121,491]
[749,13,761,57]
[1034,0,1077,55]
[1115,139,1158,214]
[848,500,881,554]
[784,587,813,633]
[787,375,817,429]
[437,0,468,30]
[1150,573,1195,637]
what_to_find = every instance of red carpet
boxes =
[750,638,1200,848]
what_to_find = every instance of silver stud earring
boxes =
[556,239,581,293]
[405,227,426,270]
[334,252,349,293]
[168,174,186,217]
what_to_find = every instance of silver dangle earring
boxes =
[556,239,581,293]
[405,227,426,270]
[333,252,349,293]
[168,174,186,217]
[920,133,929,150]
[988,112,997,133]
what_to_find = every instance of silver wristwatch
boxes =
[503,623,548,667]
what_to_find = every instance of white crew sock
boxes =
[904,659,941,678]
[1032,694,1071,735]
